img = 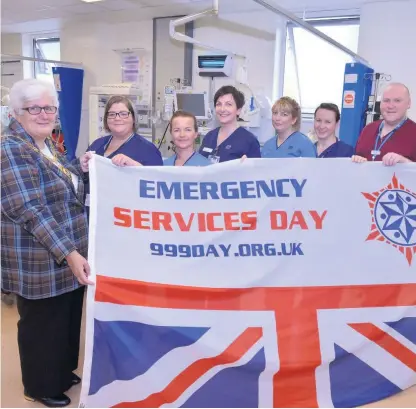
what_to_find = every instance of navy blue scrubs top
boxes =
[88,133,163,165]
[317,139,354,158]
[199,126,261,163]
[85,134,162,213]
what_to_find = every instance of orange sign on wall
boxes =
[343,90,355,108]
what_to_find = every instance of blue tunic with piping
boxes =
[164,152,210,166]
[261,132,317,158]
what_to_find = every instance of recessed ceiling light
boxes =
[81,0,103,3]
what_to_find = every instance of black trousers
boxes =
[16,286,85,397]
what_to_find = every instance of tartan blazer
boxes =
[1,119,89,299]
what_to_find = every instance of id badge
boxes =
[208,154,220,164]
[371,150,381,160]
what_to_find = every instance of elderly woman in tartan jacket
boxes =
[1,79,94,408]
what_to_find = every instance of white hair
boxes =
[9,79,59,114]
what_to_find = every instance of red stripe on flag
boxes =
[349,323,416,371]
[95,276,416,311]
[112,327,263,408]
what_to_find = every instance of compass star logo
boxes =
[362,174,416,266]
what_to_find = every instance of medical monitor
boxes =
[197,54,233,77]
[175,91,209,120]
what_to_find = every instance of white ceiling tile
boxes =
[1,17,15,25]
[1,0,78,8]
[61,3,106,14]
[29,8,66,19]
[2,18,62,34]
[121,0,148,4]
[1,0,34,7]
[38,0,80,6]
[1,0,373,32]
[139,0,193,5]
[99,0,142,11]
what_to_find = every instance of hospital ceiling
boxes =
[1,0,400,34]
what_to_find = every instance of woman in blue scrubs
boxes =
[314,103,354,158]
[84,96,162,207]
[87,95,162,166]
[164,111,210,166]
[199,85,261,163]
[261,96,316,158]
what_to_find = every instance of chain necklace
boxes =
[12,134,72,180]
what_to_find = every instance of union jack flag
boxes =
[80,276,416,408]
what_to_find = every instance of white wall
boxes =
[358,0,416,120]
[191,11,280,142]
[1,33,23,54]
[192,11,279,101]
[1,34,25,92]
[60,20,153,155]
[61,21,153,86]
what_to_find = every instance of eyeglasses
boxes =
[22,106,58,115]
[107,111,131,119]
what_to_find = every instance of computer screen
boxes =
[175,92,208,119]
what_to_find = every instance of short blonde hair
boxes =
[272,96,301,131]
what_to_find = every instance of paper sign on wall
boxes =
[121,52,140,83]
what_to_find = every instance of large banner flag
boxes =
[80,155,416,408]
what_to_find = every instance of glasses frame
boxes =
[107,111,131,119]
[21,106,58,115]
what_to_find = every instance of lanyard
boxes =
[372,119,407,160]
[103,133,135,157]
[174,151,196,166]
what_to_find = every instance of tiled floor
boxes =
[2,300,415,408]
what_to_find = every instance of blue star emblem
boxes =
[375,190,416,246]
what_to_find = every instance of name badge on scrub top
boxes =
[208,154,220,164]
